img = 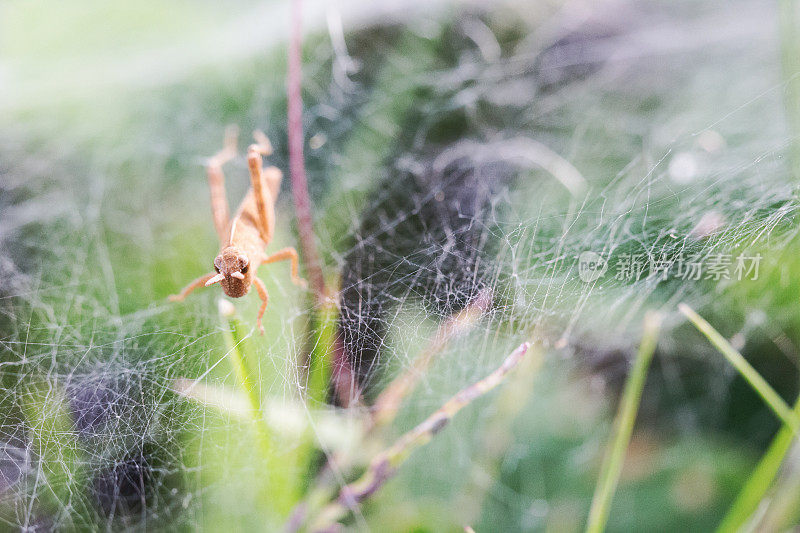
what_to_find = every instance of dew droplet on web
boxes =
[689,211,726,238]
[668,151,698,184]
[309,133,327,150]
[696,130,726,153]
[217,298,235,317]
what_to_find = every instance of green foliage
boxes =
[2,1,800,532]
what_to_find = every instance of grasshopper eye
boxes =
[214,266,220,273]
[241,264,249,274]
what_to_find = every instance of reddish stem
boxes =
[287,0,360,404]
[331,333,363,407]
[288,0,326,304]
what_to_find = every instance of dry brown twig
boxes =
[370,289,493,429]
[297,290,493,512]
[307,342,531,531]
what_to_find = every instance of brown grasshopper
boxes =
[169,128,306,333]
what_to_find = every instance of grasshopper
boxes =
[169,128,306,333]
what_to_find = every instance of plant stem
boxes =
[288,0,326,303]
[679,303,800,434]
[287,0,354,410]
[586,312,661,533]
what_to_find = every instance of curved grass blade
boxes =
[679,303,800,434]
[716,395,800,533]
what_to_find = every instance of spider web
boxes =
[1,0,798,530]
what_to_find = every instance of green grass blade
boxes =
[219,301,273,452]
[219,300,294,515]
[679,303,800,434]
[306,299,337,405]
[716,395,800,533]
[586,311,662,533]
[20,382,93,528]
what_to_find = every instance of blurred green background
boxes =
[2,0,800,531]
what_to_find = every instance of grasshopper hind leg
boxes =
[246,131,276,244]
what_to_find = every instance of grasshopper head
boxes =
[206,246,252,297]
